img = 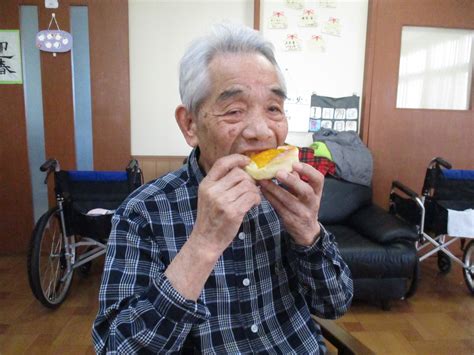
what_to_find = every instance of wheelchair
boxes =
[27,159,143,308]
[389,157,474,295]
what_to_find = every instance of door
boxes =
[362,0,474,207]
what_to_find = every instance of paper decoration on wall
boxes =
[322,17,341,36]
[298,9,317,27]
[286,95,311,132]
[268,11,288,29]
[286,0,305,10]
[0,30,23,84]
[36,13,73,56]
[284,34,302,51]
[309,94,360,132]
[319,0,337,8]
[307,35,325,52]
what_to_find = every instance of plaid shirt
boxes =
[93,148,353,354]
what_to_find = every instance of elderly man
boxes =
[93,23,352,354]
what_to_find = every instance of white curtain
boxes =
[396,27,474,110]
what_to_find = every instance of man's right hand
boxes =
[191,154,261,258]
[165,154,261,300]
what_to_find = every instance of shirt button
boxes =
[250,324,259,333]
[242,278,250,286]
[238,232,245,240]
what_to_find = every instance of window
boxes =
[396,26,474,110]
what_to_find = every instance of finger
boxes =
[260,184,294,217]
[221,178,260,204]
[231,189,262,216]
[259,179,301,214]
[291,162,324,196]
[207,166,256,196]
[206,154,251,182]
[274,169,314,202]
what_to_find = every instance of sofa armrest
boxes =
[347,205,418,244]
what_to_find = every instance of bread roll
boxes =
[245,145,299,180]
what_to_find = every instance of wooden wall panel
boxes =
[89,0,131,170]
[134,156,186,183]
[0,1,34,254]
[38,6,76,173]
[362,0,474,207]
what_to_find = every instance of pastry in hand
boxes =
[245,145,299,180]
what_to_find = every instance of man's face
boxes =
[193,53,288,173]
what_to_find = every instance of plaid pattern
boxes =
[299,147,336,176]
[93,148,353,354]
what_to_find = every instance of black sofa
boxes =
[319,177,419,309]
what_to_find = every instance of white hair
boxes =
[179,23,287,115]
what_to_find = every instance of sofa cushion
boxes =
[347,205,419,244]
[319,178,372,224]
[326,225,417,279]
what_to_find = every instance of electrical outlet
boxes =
[45,0,59,9]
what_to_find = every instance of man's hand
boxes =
[259,162,324,247]
[165,154,261,300]
[191,154,262,258]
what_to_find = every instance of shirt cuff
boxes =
[145,273,211,325]
[290,223,338,260]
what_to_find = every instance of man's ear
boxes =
[175,105,199,147]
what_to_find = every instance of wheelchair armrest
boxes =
[391,180,418,199]
[348,205,419,244]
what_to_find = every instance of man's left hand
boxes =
[259,162,324,247]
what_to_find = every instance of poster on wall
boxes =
[0,30,23,84]
[309,94,360,132]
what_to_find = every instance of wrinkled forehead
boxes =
[207,53,285,97]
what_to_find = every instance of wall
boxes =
[261,0,368,147]
[130,0,368,155]
[0,0,130,254]
[129,0,254,156]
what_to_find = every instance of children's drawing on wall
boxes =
[284,34,302,51]
[322,17,341,36]
[319,0,337,8]
[286,0,305,10]
[307,35,326,52]
[268,11,288,29]
[298,9,317,27]
[309,94,360,132]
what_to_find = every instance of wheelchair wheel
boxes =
[463,240,474,295]
[27,207,75,308]
[437,251,452,274]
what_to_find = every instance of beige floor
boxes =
[0,248,473,354]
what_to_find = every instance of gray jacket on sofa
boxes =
[313,128,373,187]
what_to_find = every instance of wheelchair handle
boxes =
[126,159,139,171]
[430,157,452,170]
[40,159,60,172]
[391,180,418,199]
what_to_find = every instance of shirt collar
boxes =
[186,147,206,185]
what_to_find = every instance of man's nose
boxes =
[242,113,273,140]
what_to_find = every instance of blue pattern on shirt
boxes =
[92,148,353,354]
